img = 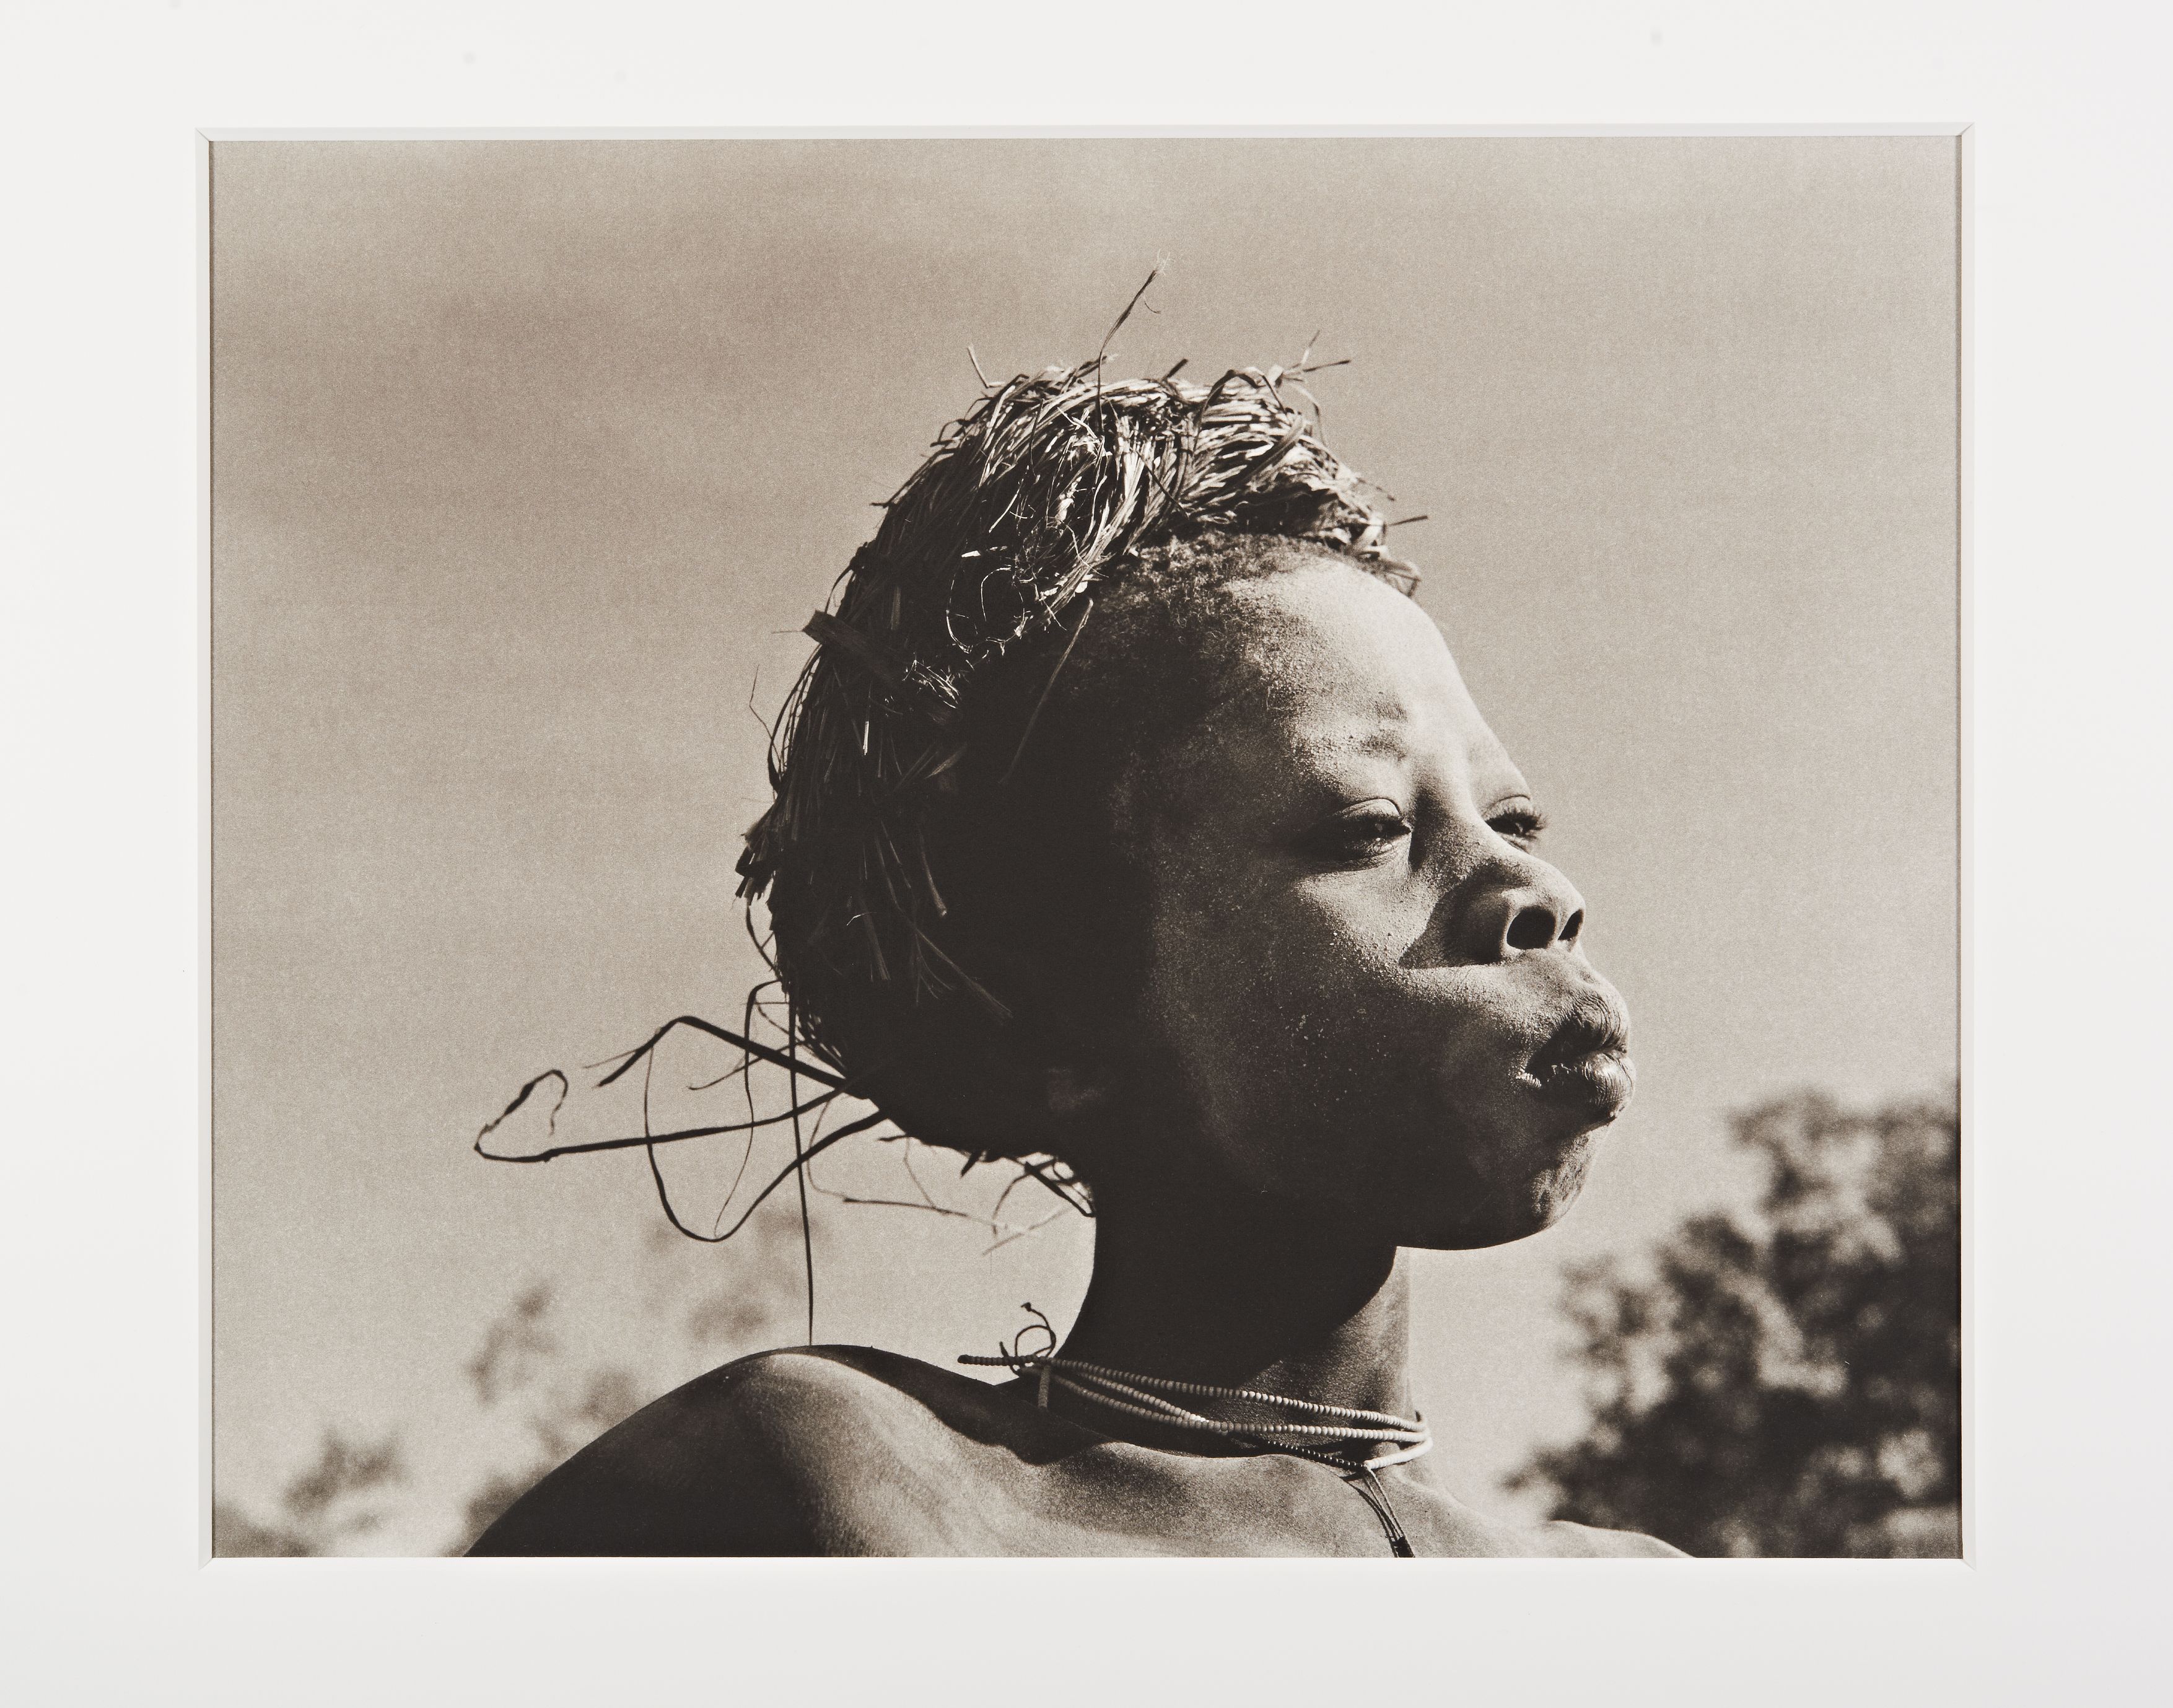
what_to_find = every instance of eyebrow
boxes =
[1282,716,1536,807]
[1285,708,1419,764]
[1349,720,1417,760]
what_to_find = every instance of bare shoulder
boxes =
[466,1346,1039,1556]
[1529,1517,1688,1558]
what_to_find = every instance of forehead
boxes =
[1127,558,1518,836]
[1195,561,1491,758]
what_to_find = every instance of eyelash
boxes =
[1301,800,1549,865]
[1488,806,1547,849]
[1302,803,1412,864]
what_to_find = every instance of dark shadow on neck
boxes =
[1054,1149,1410,1419]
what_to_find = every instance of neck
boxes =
[1054,1157,1413,1424]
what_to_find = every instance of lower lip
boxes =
[1531,1050,1636,1116]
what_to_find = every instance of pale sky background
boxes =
[211,136,1957,1554]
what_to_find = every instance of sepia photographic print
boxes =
[209,134,1962,1561]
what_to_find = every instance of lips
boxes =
[1523,992,1636,1118]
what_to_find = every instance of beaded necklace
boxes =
[959,1349,1430,1557]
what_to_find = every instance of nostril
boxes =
[1561,909,1584,944]
[1505,905,1558,953]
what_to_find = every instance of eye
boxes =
[1298,799,1412,865]
[1487,801,1548,850]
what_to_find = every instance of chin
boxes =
[1395,1128,1603,1251]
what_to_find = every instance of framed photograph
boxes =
[12,6,2169,1701]
[208,134,1961,1564]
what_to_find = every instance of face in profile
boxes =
[1110,556,1634,1250]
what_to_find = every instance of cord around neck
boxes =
[957,1349,1433,1469]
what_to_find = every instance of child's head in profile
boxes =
[474,343,1669,1561]
[741,358,1633,1253]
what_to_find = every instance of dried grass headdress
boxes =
[741,348,1417,1044]
[478,299,1419,1281]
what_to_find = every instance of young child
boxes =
[471,356,1679,1557]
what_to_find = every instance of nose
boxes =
[1454,864,1587,962]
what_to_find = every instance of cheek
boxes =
[1134,874,1598,1242]
[1138,882,1503,1175]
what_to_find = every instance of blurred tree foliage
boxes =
[1511,1088,1961,1557]
[212,1430,406,1557]
[213,1204,802,1557]
[444,1211,803,1554]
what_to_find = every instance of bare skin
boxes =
[472,559,1680,1559]
[469,1344,1674,1556]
